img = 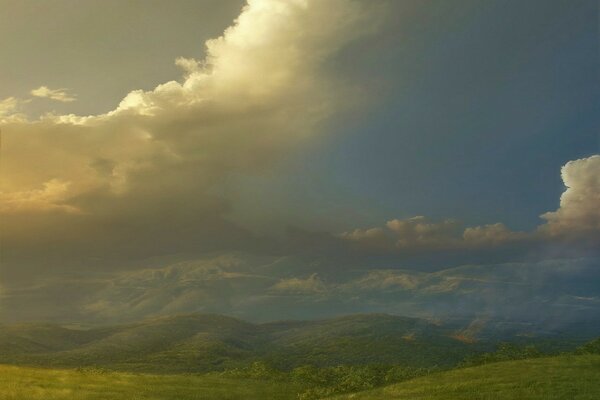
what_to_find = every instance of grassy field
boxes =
[1,355,599,399]
[331,354,600,400]
[0,365,303,400]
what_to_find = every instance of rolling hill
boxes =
[330,354,600,400]
[0,313,591,373]
[0,313,485,372]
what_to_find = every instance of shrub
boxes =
[575,337,600,355]
[460,343,543,367]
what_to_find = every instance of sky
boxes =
[0,0,598,324]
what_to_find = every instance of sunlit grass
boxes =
[0,365,302,400]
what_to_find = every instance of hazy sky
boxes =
[0,0,598,323]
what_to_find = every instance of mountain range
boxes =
[1,313,595,373]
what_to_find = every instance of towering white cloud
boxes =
[3,0,378,212]
[0,0,382,274]
[341,156,600,252]
[540,155,600,240]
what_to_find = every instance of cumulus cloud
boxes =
[1,0,383,278]
[30,86,77,102]
[0,97,19,116]
[175,57,203,76]
[0,179,81,214]
[0,97,28,121]
[341,216,527,251]
[462,223,528,246]
[1,0,596,326]
[341,155,600,253]
[540,155,600,241]
[344,270,422,290]
[271,273,327,295]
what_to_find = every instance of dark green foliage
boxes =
[0,314,484,373]
[219,361,286,380]
[575,337,600,354]
[384,365,435,383]
[329,355,600,400]
[216,361,437,399]
[460,342,543,366]
[294,364,438,400]
[0,313,594,376]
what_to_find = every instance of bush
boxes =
[219,361,284,380]
[575,337,600,355]
[75,366,111,374]
[384,366,436,384]
[219,361,436,399]
[461,343,543,367]
[294,364,435,399]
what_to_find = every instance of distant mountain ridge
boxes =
[6,254,599,327]
[0,313,595,373]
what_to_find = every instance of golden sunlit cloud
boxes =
[0,0,385,280]
[30,86,77,103]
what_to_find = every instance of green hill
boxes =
[0,313,488,372]
[329,354,600,400]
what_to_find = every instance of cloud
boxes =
[340,155,600,254]
[271,273,327,295]
[1,0,596,326]
[0,97,19,116]
[540,155,600,241]
[344,270,422,290]
[30,86,77,102]
[341,216,527,252]
[0,97,28,121]
[1,0,383,279]
[175,57,203,76]
[0,179,81,214]
[463,223,528,246]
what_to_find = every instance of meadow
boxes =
[331,354,600,400]
[0,354,599,400]
[0,364,303,400]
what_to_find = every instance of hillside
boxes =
[330,354,600,400]
[0,313,590,373]
[0,313,488,372]
[0,314,589,373]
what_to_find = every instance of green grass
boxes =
[330,355,600,400]
[0,365,303,400]
[1,355,599,400]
